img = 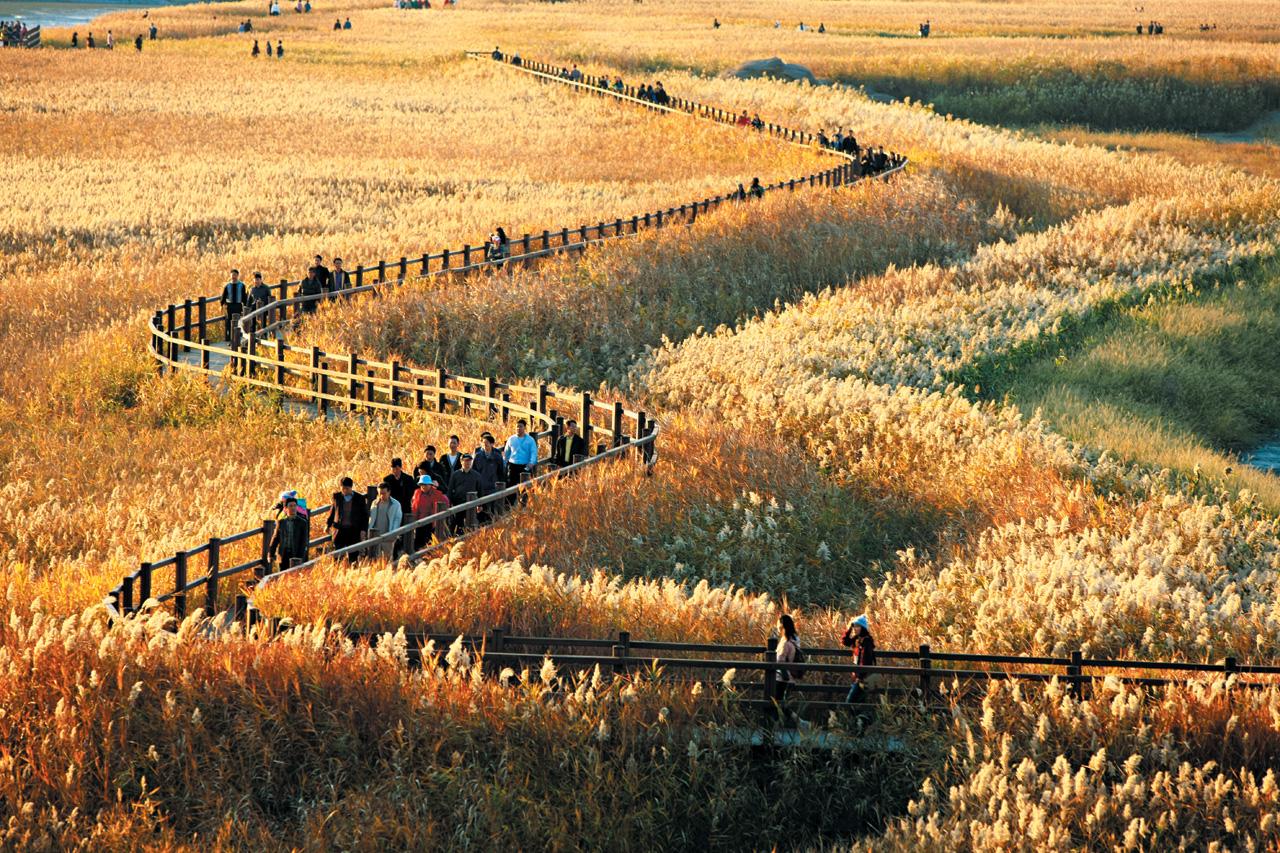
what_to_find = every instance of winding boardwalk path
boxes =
[108,50,907,621]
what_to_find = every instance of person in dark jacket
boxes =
[446,453,485,530]
[382,457,417,513]
[473,432,506,495]
[841,614,876,704]
[551,418,587,468]
[297,267,323,313]
[331,257,350,292]
[220,269,248,339]
[326,476,369,559]
[748,177,764,200]
[415,445,448,487]
[248,271,272,313]
[441,435,463,480]
[269,497,310,568]
[310,254,333,294]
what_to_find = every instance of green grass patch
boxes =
[981,255,1280,510]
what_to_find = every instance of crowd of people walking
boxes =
[266,417,595,567]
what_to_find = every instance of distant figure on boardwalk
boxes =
[818,22,825,33]
[343,17,351,28]
[269,497,310,568]
[334,17,341,29]
[326,476,369,559]
[551,418,586,468]
[367,483,403,559]
[446,454,484,528]
[134,34,142,51]
[442,434,463,479]
[331,257,350,291]
[774,613,802,717]
[569,64,583,82]
[712,17,719,28]
[919,19,930,37]
[474,432,506,495]
[220,269,247,338]
[266,40,272,56]
[736,109,750,127]
[411,476,450,550]
[416,445,447,487]
[310,254,333,293]
[298,267,322,312]
[748,177,763,199]
[751,113,764,130]
[276,39,284,58]
[492,45,502,59]
[653,81,669,105]
[87,32,95,48]
[106,30,114,49]
[383,457,417,514]
[841,614,875,704]
[270,0,280,14]
[71,32,78,47]
[149,22,157,39]
[486,227,510,266]
[734,182,746,201]
[248,272,272,312]
[503,419,538,499]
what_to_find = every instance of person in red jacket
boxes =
[841,614,875,704]
[410,475,450,550]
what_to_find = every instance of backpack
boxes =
[791,642,806,680]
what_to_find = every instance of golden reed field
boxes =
[3,0,1280,846]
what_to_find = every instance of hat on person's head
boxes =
[279,489,297,502]
[461,453,473,460]
[418,475,434,486]
[851,614,870,630]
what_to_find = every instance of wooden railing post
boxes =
[611,401,624,447]
[259,519,276,579]
[918,643,932,703]
[537,382,549,415]
[138,561,153,607]
[181,299,193,349]
[389,359,402,408]
[579,391,592,448]
[463,245,472,267]
[436,367,447,412]
[347,352,359,411]
[275,339,286,386]
[173,551,188,619]
[485,376,497,418]
[197,297,207,341]
[522,233,531,255]
[1066,650,1083,699]
[206,537,220,613]
[399,256,408,281]
[122,575,134,614]
[378,260,387,282]
[465,492,479,529]
[309,345,321,399]
[612,630,631,676]
[762,636,778,705]
[199,337,209,371]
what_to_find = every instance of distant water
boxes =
[0,0,192,27]
[1245,440,1280,474]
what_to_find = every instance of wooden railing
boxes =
[210,621,1274,719]
[113,49,908,622]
